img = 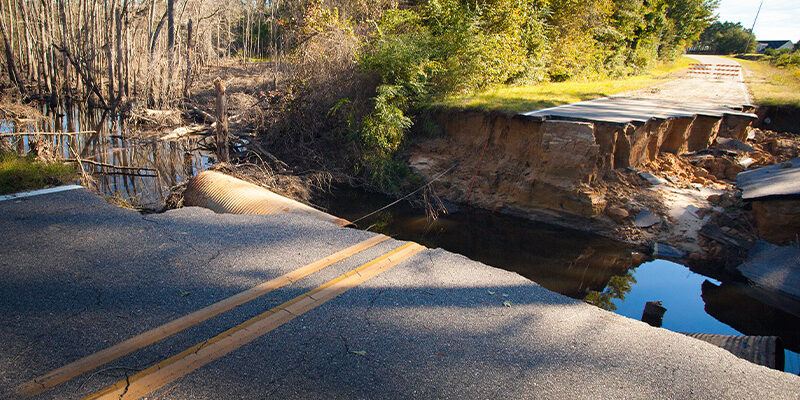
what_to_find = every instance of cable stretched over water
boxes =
[349,161,461,226]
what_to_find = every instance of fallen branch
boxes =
[0,131,96,137]
[184,103,216,124]
[92,171,158,177]
[159,125,213,141]
[64,158,158,172]
[248,139,290,170]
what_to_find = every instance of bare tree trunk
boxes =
[57,0,71,98]
[124,8,130,96]
[38,0,52,97]
[17,0,34,81]
[183,18,192,98]
[104,0,115,105]
[115,0,127,103]
[167,0,174,67]
[271,0,277,89]
[150,10,167,55]
[214,77,229,163]
[0,0,24,93]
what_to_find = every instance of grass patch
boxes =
[0,150,78,195]
[437,56,694,114]
[729,57,800,108]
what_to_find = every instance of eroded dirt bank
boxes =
[409,108,798,263]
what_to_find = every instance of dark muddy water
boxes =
[315,187,800,374]
[1,106,212,208]
[3,106,798,374]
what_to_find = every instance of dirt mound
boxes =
[643,153,730,189]
[748,128,800,167]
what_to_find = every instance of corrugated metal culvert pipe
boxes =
[683,333,784,371]
[183,170,352,227]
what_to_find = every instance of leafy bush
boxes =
[355,1,551,187]
[328,0,716,190]
[765,50,800,68]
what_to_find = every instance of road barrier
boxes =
[688,63,742,80]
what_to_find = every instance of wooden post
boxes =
[641,301,666,327]
[214,77,229,163]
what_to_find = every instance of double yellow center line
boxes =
[84,242,424,400]
[14,235,423,399]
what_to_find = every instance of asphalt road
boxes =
[523,55,754,124]
[1,188,799,399]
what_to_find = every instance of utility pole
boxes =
[745,0,764,53]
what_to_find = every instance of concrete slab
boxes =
[1,189,798,399]
[521,97,755,125]
[738,241,800,303]
[738,157,800,200]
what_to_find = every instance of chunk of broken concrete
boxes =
[651,242,686,259]
[635,209,661,228]
[738,157,754,168]
[606,206,629,224]
[638,172,665,186]
[715,137,755,153]
[737,241,800,302]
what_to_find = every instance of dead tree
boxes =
[214,77,229,163]
[0,1,24,93]
[183,18,193,98]
[167,0,174,67]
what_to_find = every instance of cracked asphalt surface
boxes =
[1,188,799,399]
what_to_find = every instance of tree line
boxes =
[0,0,277,108]
[1,0,720,191]
[347,0,719,188]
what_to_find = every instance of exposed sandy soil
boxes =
[601,127,800,262]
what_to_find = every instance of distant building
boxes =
[756,40,795,52]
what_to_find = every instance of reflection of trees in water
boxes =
[583,272,637,311]
[702,280,800,353]
[22,106,210,208]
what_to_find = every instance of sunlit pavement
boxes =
[523,55,752,125]
[1,188,798,399]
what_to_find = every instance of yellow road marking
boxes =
[14,235,390,398]
[84,242,424,400]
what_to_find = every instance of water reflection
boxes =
[702,280,800,354]
[1,106,212,208]
[317,187,642,300]
[320,186,800,374]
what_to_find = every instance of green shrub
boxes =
[766,50,800,68]
[347,0,716,190]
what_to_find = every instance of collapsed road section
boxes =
[409,56,793,264]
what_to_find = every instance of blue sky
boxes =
[717,0,799,42]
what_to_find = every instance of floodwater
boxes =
[315,186,800,375]
[0,106,212,208]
